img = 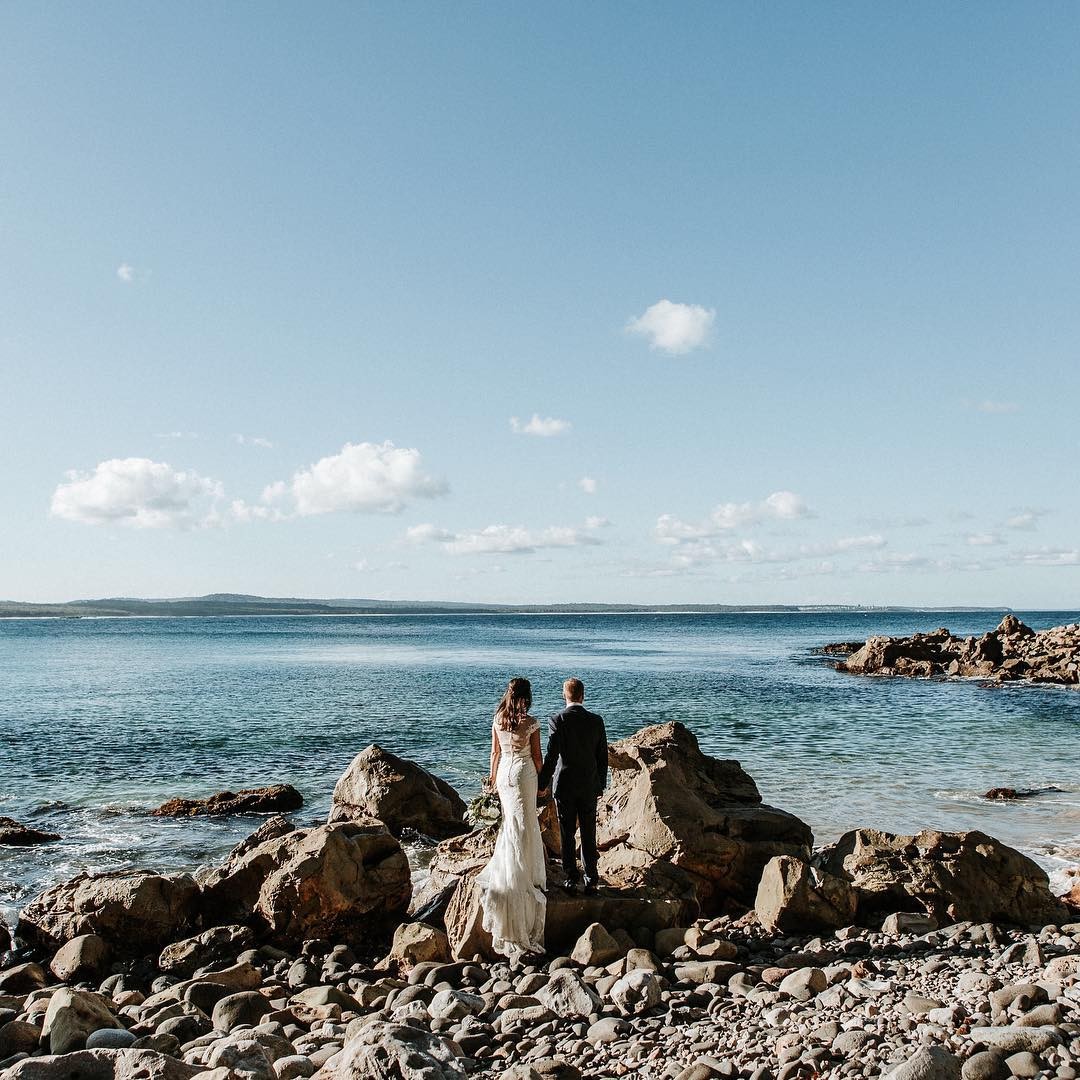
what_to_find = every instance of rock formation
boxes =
[6,720,1080,1080]
[18,870,201,955]
[595,722,812,910]
[150,784,303,817]
[815,828,1067,927]
[0,818,61,846]
[327,744,468,840]
[420,722,811,959]
[199,820,411,950]
[837,615,1080,684]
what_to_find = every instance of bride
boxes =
[475,676,547,960]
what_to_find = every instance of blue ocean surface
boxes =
[2,610,1079,926]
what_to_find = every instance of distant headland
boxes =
[0,593,1013,618]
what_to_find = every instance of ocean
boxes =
[2,610,1078,927]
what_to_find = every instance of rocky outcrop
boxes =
[754,854,858,932]
[984,786,1062,801]
[18,870,200,955]
[418,723,809,958]
[0,919,10,952]
[837,616,1080,684]
[595,723,812,911]
[151,784,303,817]
[328,745,468,840]
[0,816,61,845]
[199,820,411,950]
[816,828,1067,927]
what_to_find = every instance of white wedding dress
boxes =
[476,716,547,960]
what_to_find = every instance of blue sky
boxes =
[2,4,1078,606]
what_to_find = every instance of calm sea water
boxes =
[2,611,1079,927]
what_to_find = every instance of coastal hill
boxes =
[0,594,1009,618]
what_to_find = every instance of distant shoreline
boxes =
[0,593,1031,620]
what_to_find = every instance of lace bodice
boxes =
[493,715,540,754]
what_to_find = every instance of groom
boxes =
[537,677,608,894]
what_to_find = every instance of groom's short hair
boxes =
[563,677,585,702]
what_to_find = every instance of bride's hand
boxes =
[482,776,495,794]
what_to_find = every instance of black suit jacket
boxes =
[537,703,608,800]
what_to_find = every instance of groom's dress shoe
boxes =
[561,879,579,893]
[582,879,598,895]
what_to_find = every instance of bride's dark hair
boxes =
[495,676,532,732]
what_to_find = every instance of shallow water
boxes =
[1,610,1078,926]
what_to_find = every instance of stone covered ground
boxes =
[4,910,1080,1080]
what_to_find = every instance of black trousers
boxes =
[556,794,598,883]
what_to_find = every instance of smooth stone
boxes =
[778,968,826,1001]
[1003,1052,1043,1079]
[274,1049,315,1075]
[960,1051,1008,1080]
[84,1028,138,1049]
[212,990,273,1032]
[968,1026,1062,1055]
[884,1046,961,1080]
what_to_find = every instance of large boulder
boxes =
[328,745,468,840]
[595,723,812,911]
[816,829,1067,927]
[19,870,200,955]
[0,920,9,952]
[312,1021,465,1079]
[1,1049,200,1080]
[199,820,411,949]
[151,784,302,817]
[755,854,858,932]
[42,988,125,1054]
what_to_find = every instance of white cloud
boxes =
[965,532,1003,546]
[155,431,199,440]
[662,532,884,570]
[1005,509,1046,531]
[51,458,222,529]
[117,263,135,283]
[232,434,274,449]
[585,515,611,530]
[579,475,597,494]
[975,400,1020,414]
[407,521,603,556]
[657,491,811,543]
[284,441,447,515]
[626,299,715,355]
[1019,548,1080,566]
[229,498,285,523]
[510,414,571,437]
[830,533,887,552]
[856,552,935,574]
